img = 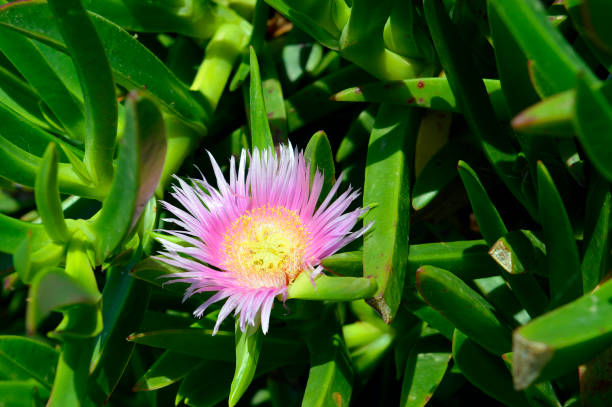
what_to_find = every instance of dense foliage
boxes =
[1,0,611,406]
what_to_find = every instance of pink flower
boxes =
[156,145,369,334]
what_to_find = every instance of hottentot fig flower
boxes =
[157,144,370,334]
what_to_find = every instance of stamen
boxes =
[221,206,311,288]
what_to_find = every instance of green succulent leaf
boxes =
[452,330,529,407]
[333,78,509,120]
[400,350,451,407]
[229,322,263,407]
[416,265,512,355]
[0,336,58,389]
[424,0,536,218]
[305,130,335,199]
[512,277,612,389]
[91,93,166,263]
[35,143,70,243]
[249,46,274,150]
[133,351,201,392]
[288,272,378,302]
[537,161,582,307]
[363,104,419,323]
[573,75,612,182]
[0,0,208,131]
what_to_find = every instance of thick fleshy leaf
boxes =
[0,213,46,255]
[489,230,547,277]
[332,78,509,120]
[261,47,288,144]
[336,105,377,163]
[412,143,474,211]
[26,267,101,333]
[288,272,377,302]
[423,0,536,218]
[573,75,612,182]
[0,134,99,199]
[453,330,529,406]
[400,351,451,407]
[512,278,612,390]
[133,351,201,392]
[512,90,575,137]
[581,172,612,292]
[176,361,234,407]
[337,0,425,80]
[416,265,512,355]
[89,249,150,403]
[488,0,597,94]
[363,104,419,323]
[128,328,304,362]
[249,46,274,150]
[537,161,582,307]
[565,0,612,71]
[0,26,86,140]
[0,1,208,130]
[304,130,335,199]
[459,160,548,317]
[263,0,342,50]
[286,65,372,131]
[86,0,249,39]
[302,328,353,407]
[0,65,52,131]
[488,2,540,115]
[91,93,166,262]
[324,240,500,282]
[47,0,117,186]
[0,381,50,406]
[0,336,58,389]
[229,322,263,407]
[35,143,70,243]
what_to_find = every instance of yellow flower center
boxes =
[221,206,311,288]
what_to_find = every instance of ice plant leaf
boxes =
[0,0,207,131]
[513,278,612,389]
[35,143,70,244]
[89,249,150,403]
[416,265,512,355]
[304,130,335,199]
[133,351,200,392]
[157,145,369,334]
[26,267,101,334]
[0,26,86,141]
[302,313,353,407]
[452,330,529,406]
[423,0,537,219]
[459,160,548,317]
[0,134,101,199]
[0,336,58,389]
[363,104,418,323]
[92,92,166,263]
[400,350,451,407]
[537,161,582,307]
[287,272,377,301]
[574,74,612,182]
[47,0,117,187]
[332,78,509,120]
[488,1,540,115]
[249,46,274,150]
[488,0,598,94]
[581,173,612,292]
[0,213,46,255]
[228,322,262,407]
[287,65,372,132]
